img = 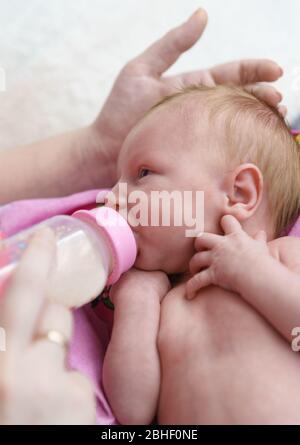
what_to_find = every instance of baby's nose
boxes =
[105,184,127,212]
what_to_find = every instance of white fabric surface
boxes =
[0,0,299,150]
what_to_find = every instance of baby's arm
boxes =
[186,215,300,343]
[230,241,300,342]
[102,268,170,425]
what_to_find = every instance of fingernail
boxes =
[278,104,287,117]
[190,8,207,21]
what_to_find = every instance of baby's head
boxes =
[112,85,300,274]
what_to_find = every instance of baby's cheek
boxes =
[163,230,195,273]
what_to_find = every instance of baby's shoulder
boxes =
[268,236,300,273]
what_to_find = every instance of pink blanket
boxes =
[1,191,300,425]
[0,190,117,425]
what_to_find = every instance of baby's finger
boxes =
[194,232,221,251]
[220,215,242,235]
[186,270,212,299]
[254,230,267,243]
[189,251,211,275]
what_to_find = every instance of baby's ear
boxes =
[224,163,263,221]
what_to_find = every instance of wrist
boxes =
[112,288,162,309]
[91,110,122,173]
[78,123,119,189]
[233,252,272,296]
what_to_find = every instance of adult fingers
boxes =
[278,104,288,117]
[0,228,56,353]
[244,84,287,117]
[210,59,283,86]
[68,371,96,425]
[245,84,282,107]
[166,69,216,89]
[33,302,73,368]
[132,9,208,76]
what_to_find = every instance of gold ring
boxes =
[38,330,69,351]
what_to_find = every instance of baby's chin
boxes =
[132,236,164,271]
[133,251,186,274]
[133,233,192,273]
[134,254,162,272]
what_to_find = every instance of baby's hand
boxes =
[110,268,171,306]
[186,215,269,299]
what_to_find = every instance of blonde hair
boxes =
[147,85,300,237]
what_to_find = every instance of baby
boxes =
[102,85,300,425]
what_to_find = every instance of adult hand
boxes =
[0,8,284,203]
[0,229,96,425]
[94,8,284,176]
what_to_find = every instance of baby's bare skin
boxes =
[103,231,300,425]
[102,87,300,424]
[158,237,300,425]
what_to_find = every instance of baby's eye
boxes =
[138,168,150,179]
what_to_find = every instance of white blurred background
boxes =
[0,0,299,149]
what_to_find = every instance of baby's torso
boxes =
[157,239,300,425]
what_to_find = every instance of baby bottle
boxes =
[0,207,137,308]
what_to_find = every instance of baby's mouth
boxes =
[131,229,140,255]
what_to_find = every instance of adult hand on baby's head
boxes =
[185,215,270,300]
[110,268,171,305]
[0,229,96,425]
[208,61,286,116]
[93,8,284,179]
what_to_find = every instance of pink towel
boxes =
[0,190,118,425]
[0,190,108,237]
[1,191,300,425]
